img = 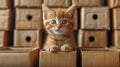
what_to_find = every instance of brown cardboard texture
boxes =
[107,0,120,8]
[0,47,39,67]
[0,31,13,47]
[112,8,120,30]
[113,30,120,48]
[14,30,42,48]
[81,48,119,67]
[72,0,102,8]
[81,7,110,30]
[43,0,71,8]
[0,0,13,8]
[40,50,76,67]
[78,30,107,48]
[15,0,42,8]
[0,9,14,30]
[16,8,42,30]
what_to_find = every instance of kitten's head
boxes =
[42,4,76,35]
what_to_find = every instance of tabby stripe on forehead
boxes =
[55,10,64,19]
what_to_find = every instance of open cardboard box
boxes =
[80,48,120,67]
[0,47,39,67]
[39,50,76,67]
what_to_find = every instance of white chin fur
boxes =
[53,30,63,35]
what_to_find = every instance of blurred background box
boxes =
[15,0,42,8]
[0,0,13,8]
[0,31,13,47]
[16,8,42,30]
[112,8,120,30]
[14,30,42,48]
[0,9,14,30]
[43,0,71,8]
[72,0,102,8]
[113,30,120,48]
[78,30,107,48]
[107,0,120,8]
[81,7,110,30]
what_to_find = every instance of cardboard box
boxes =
[107,0,120,8]
[0,47,39,67]
[14,30,42,48]
[78,30,107,48]
[51,8,78,30]
[43,0,71,7]
[113,30,120,48]
[112,8,120,30]
[15,0,42,8]
[72,0,102,8]
[0,31,13,47]
[16,8,42,30]
[107,0,114,8]
[39,50,76,67]
[0,9,14,30]
[0,0,13,8]
[81,7,110,30]
[81,48,119,67]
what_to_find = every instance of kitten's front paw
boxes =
[60,44,73,52]
[44,45,59,53]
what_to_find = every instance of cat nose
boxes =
[57,24,62,30]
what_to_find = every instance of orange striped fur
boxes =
[42,4,76,52]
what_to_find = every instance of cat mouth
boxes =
[51,28,65,35]
[55,29,62,32]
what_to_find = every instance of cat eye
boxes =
[51,20,56,24]
[62,20,67,25]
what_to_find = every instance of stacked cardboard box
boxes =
[112,7,120,48]
[107,0,120,48]
[0,0,42,67]
[13,0,42,66]
[14,0,42,47]
[78,7,110,48]
[0,0,14,47]
[72,0,117,67]
[39,0,77,67]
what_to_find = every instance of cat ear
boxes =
[42,4,52,19]
[66,4,76,18]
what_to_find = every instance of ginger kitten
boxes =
[42,4,77,52]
